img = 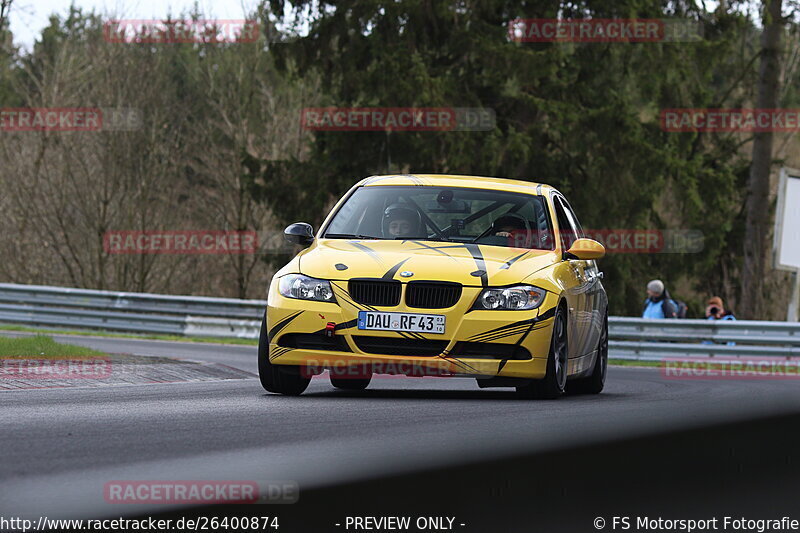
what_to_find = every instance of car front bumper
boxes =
[265,283,558,380]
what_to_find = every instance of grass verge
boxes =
[0,324,258,346]
[0,334,109,358]
[0,326,663,368]
[608,358,662,368]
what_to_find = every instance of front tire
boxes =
[258,316,311,396]
[517,303,568,400]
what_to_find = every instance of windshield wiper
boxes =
[324,233,379,240]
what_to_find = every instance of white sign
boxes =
[774,168,800,271]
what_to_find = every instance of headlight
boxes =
[278,274,337,303]
[473,285,546,310]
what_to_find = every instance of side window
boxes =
[559,197,584,238]
[552,197,577,250]
[514,198,554,250]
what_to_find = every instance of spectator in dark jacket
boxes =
[642,279,677,319]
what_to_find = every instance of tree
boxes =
[259,0,758,315]
[741,0,785,319]
[0,0,11,33]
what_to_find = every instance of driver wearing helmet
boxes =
[492,214,531,247]
[382,204,423,238]
[493,214,527,237]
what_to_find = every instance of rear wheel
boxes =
[517,304,568,400]
[258,316,311,396]
[567,311,608,395]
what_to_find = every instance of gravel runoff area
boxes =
[0,353,256,390]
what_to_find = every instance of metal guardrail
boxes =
[609,317,800,360]
[0,283,265,339]
[0,283,798,358]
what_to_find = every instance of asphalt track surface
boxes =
[2,332,800,531]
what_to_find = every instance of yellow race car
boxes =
[259,174,608,399]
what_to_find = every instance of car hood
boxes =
[298,239,558,286]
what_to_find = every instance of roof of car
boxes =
[360,174,556,195]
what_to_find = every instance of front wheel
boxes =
[517,304,568,400]
[258,316,311,396]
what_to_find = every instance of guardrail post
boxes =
[789,270,800,322]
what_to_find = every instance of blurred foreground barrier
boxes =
[0,284,798,356]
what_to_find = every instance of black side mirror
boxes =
[284,222,314,246]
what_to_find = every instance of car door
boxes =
[551,195,588,363]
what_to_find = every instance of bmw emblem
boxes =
[400,271,414,278]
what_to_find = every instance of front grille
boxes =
[352,336,448,356]
[450,342,532,360]
[349,279,401,307]
[406,281,462,309]
[277,333,351,352]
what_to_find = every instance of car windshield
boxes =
[323,185,554,250]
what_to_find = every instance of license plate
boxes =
[357,311,445,334]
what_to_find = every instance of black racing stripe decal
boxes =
[537,306,557,321]
[349,241,383,264]
[331,282,379,312]
[330,282,359,309]
[332,286,361,309]
[500,251,528,270]
[536,183,543,195]
[467,306,557,342]
[408,241,460,260]
[472,326,532,343]
[468,317,536,341]
[410,244,467,250]
[438,354,482,374]
[463,244,488,287]
[407,175,424,186]
[269,346,293,361]
[497,321,546,372]
[268,311,302,341]
[382,258,410,279]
